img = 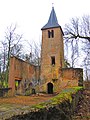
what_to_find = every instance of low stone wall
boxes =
[0,88,12,97]
[84,81,90,90]
[6,88,83,120]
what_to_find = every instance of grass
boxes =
[32,86,83,109]
[0,86,83,119]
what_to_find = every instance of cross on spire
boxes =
[52,3,54,8]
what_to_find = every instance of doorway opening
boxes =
[47,82,53,94]
[15,80,21,94]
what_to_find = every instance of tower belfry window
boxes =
[51,30,54,38]
[48,30,50,38]
[48,30,54,38]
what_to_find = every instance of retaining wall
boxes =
[6,88,83,120]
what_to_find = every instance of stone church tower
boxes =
[41,7,64,91]
[8,7,83,95]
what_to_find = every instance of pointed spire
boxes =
[41,7,60,30]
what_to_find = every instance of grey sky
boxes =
[0,0,90,43]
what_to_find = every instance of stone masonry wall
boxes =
[41,27,64,84]
[8,56,37,95]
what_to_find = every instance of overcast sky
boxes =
[0,0,90,44]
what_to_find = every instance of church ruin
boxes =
[9,7,83,95]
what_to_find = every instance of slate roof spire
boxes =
[41,6,60,30]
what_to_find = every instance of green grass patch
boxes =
[32,104,46,109]
[32,86,83,110]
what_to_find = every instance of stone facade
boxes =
[8,56,39,95]
[38,68,83,94]
[41,27,64,83]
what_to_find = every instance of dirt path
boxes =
[0,90,90,120]
[0,94,54,105]
[73,89,90,120]
[0,93,55,119]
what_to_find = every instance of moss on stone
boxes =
[32,103,46,109]
[32,87,83,110]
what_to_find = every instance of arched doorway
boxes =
[47,82,53,94]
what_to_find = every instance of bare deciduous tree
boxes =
[64,15,90,42]
[64,15,90,80]
[0,24,23,87]
[23,40,41,86]
[5,24,23,68]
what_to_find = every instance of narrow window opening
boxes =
[48,31,50,38]
[52,30,54,38]
[51,56,55,65]
[48,30,54,38]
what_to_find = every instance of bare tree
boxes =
[64,15,90,42]
[64,15,90,79]
[11,44,23,57]
[0,24,23,87]
[82,40,90,80]
[24,40,41,66]
[23,40,41,86]
[5,24,23,68]
[64,58,71,68]
[0,41,7,72]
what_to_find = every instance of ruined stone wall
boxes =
[0,88,12,97]
[53,68,83,93]
[84,81,90,90]
[8,56,38,95]
[61,68,83,87]
[8,57,16,95]
[38,68,83,93]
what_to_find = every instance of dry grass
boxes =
[0,94,54,106]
